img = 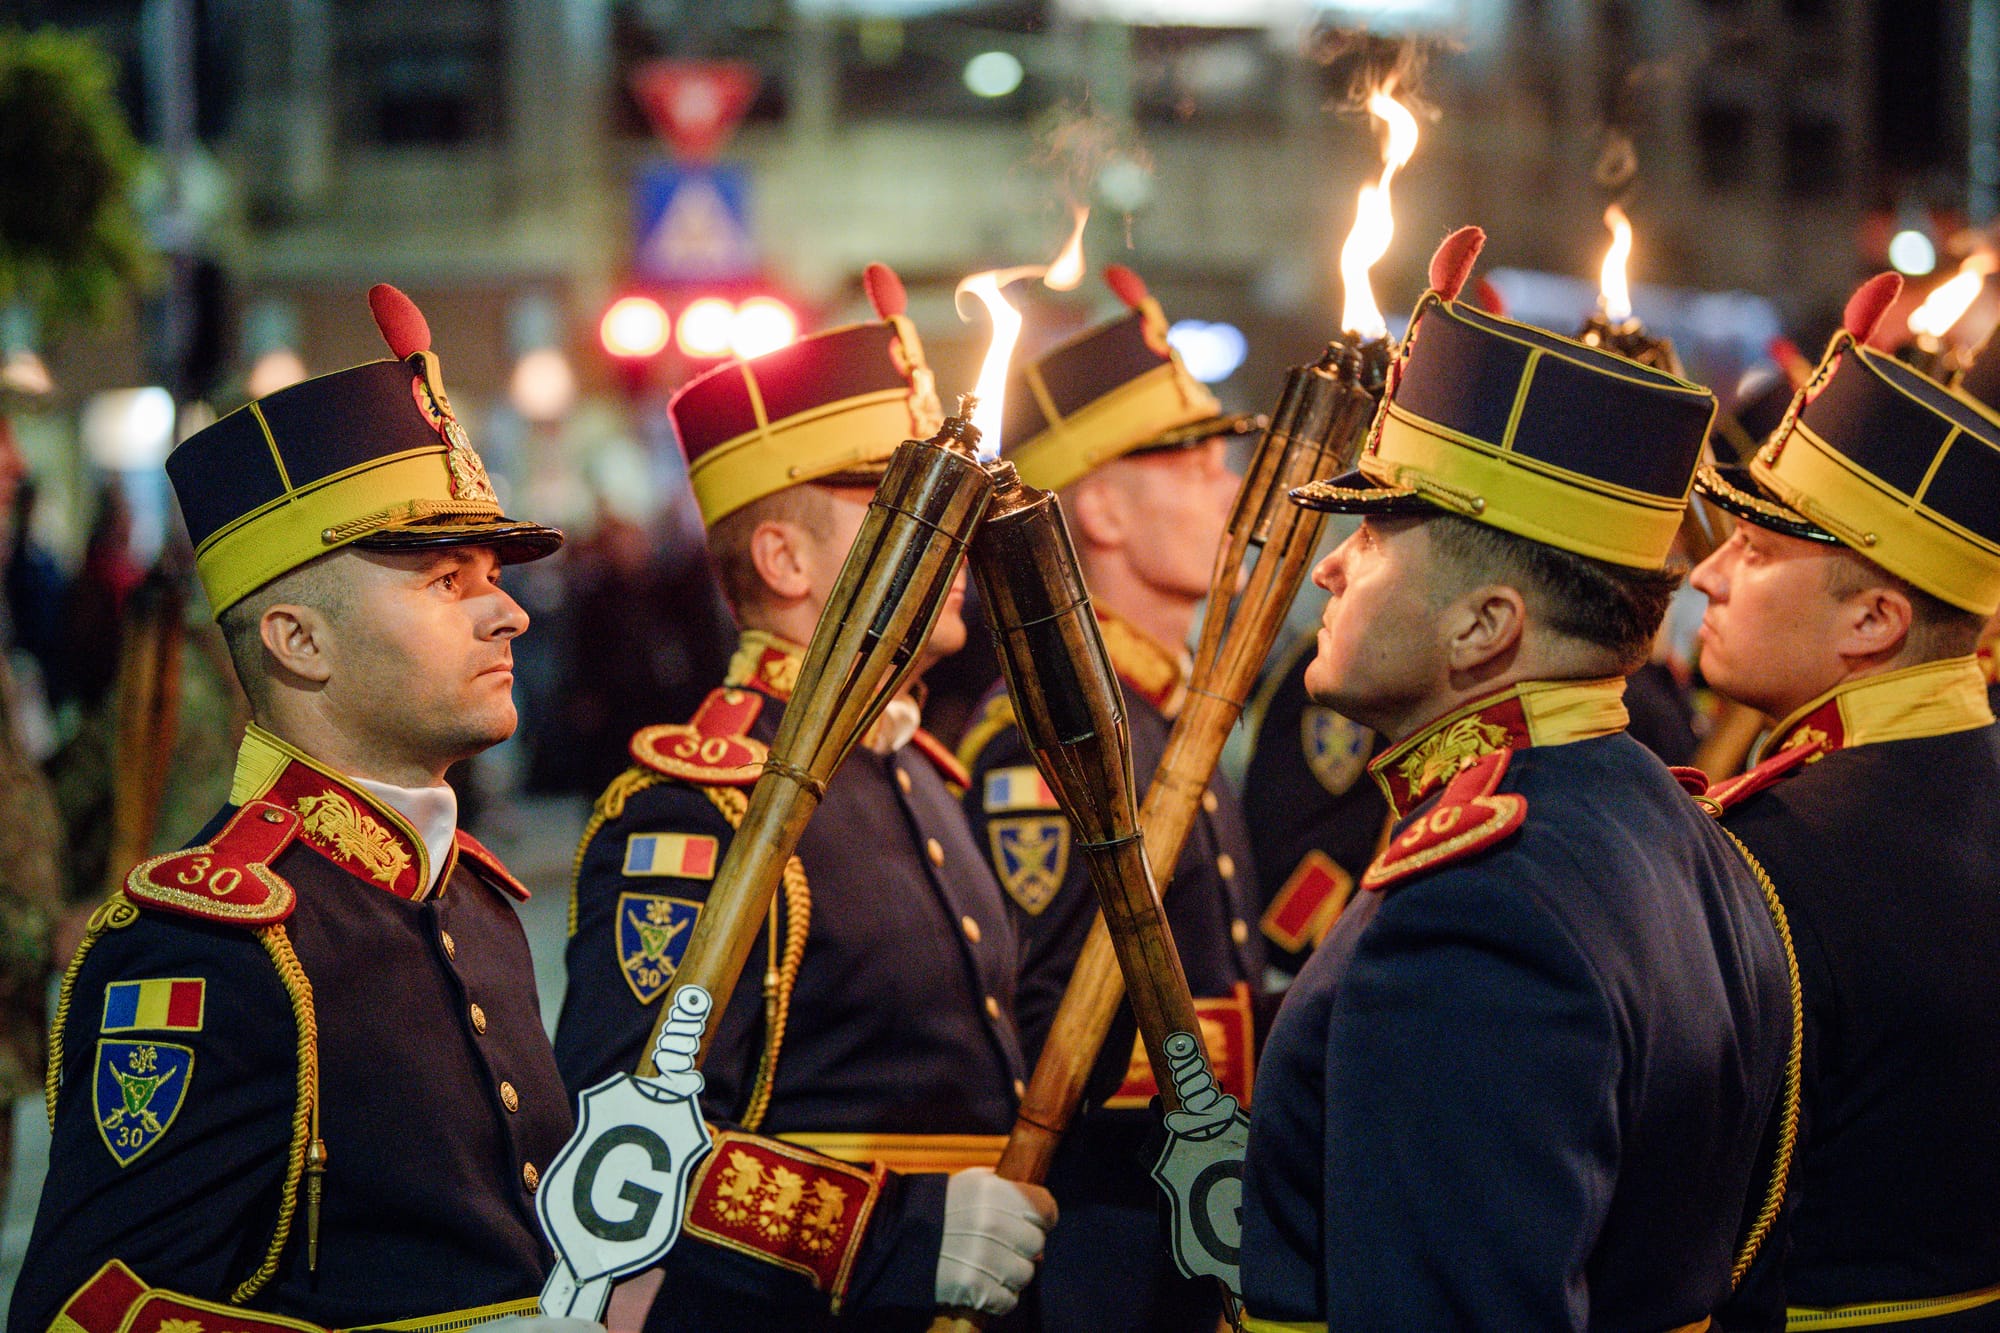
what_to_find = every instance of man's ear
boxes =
[1065,473,1129,552]
[258,604,336,685]
[1837,583,1915,661]
[747,520,815,604]
[1443,584,1528,677]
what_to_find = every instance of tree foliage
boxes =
[0,25,153,330]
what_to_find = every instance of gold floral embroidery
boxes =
[1396,715,1510,796]
[295,791,411,887]
[801,1179,849,1255]
[1779,725,1830,755]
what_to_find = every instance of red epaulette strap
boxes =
[1699,742,1819,815]
[54,1260,325,1333]
[908,729,970,789]
[452,828,529,901]
[631,688,769,788]
[1361,749,1526,892]
[683,1131,885,1313]
[123,801,299,927]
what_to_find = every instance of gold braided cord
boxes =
[1719,826,1804,1291]
[568,767,671,937]
[318,499,500,545]
[697,786,809,1132]
[233,923,319,1304]
[46,895,140,1126]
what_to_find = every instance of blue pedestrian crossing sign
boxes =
[633,163,756,284]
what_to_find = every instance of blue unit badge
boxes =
[617,892,702,1005]
[989,817,1070,916]
[94,1039,193,1167]
[1302,705,1373,797]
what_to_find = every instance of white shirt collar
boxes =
[349,775,459,891]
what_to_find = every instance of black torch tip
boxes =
[928,393,984,453]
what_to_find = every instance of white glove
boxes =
[934,1167,1059,1316]
[479,1318,604,1333]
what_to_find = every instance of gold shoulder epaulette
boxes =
[124,801,300,927]
[630,688,769,788]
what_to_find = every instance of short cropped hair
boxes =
[1423,514,1684,672]
[705,484,837,619]
[216,553,350,716]
[1823,548,1986,662]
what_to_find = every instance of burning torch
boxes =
[1578,205,1686,375]
[1905,251,1995,378]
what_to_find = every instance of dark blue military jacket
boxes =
[1242,680,1792,1331]
[12,727,571,1333]
[959,609,1261,1333]
[1713,660,2000,1331]
[554,633,1026,1331]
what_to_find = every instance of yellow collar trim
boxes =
[229,723,438,894]
[1095,606,1190,718]
[1767,656,1995,758]
[724,629,807,700]
[1370,677,1630,818]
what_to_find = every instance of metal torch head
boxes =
[967,466,1141,847]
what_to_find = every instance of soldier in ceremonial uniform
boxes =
[12,288,580,1331]
[956,266,1263,1333]
[1238,229,1795,1331]
[1693,273,2000,1330]
[553,266,1054,1331]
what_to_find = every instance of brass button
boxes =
[1231,918,1250,945]
[961,915,982,944]
[440,930,456,961]
[897,769,913,795]
[1202,790,1219,814]
[1216,854,1236,880]
[470,1002,488,1034]
[1013,1078,1026,1099]
[262,809,286,824]
[984,994,1002,1020]
[522,1161,540,1192]
[500,1080,519,1112]
[927,838,945,867]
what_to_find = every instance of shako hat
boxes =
[668,263,943,528]
[1698,272,2000,615]
[1292,227,1719,570]
[168,284,563,617]
[1002,265,1263,493]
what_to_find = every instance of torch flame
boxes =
[1338,91,1421,340]
[1044,206,1090,292]
[956,266,1041,459]
[1907,252,1997,339]
[1600,205,1634,324]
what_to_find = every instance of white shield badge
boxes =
[1149,1030,1249,1294]
[539,986,716,1317]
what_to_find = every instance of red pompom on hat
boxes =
[1104,264,1150,310]
[863,263,907,320]
[368,284,431,360]
[1428,226,1486,302]
[1472,276,1507,317]
[1842,272,1902,344]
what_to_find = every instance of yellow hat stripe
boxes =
[1366,407,1687,568]
[687,388,912,526]
[1755,421,2000,613]
[1009,361,1218,493]
[196,450,460,613]
[249,402,293,491]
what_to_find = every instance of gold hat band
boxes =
[1755,420,2000,614]
[687,387,915,527]
[1008,358,1220,493]
[194,446,483,614]
[1363,404,1688,569]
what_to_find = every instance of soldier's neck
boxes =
[1076,556,1198,660]
[253,702,453,790]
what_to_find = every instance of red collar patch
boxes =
[1698,741,1820,815]
[261,761,427,899]
[1766,698,1845,761]
[1373,695,1531,819]
[1362,749,1526,891]
[908,728,969,789]
[631,688,770,788]
[454,828,529,901]
[126,801,300,927]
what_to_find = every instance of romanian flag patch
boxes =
[101,978,206,1034]
[622,833,720,880]
[982,766,1057,813]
